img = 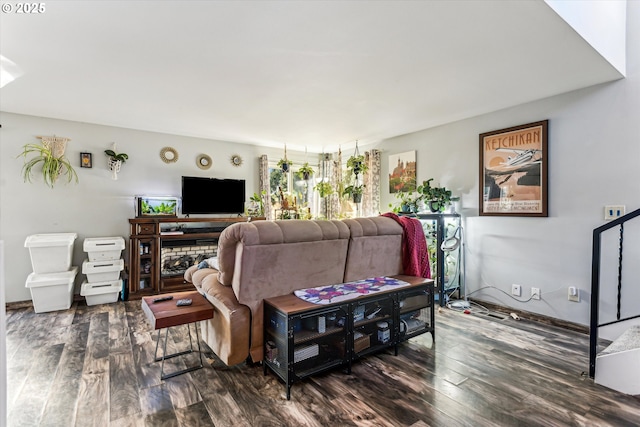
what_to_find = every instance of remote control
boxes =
[153,296,173,303]
[176,298,192,307]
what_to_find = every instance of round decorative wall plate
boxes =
[196,154,212,170]
[230,154,243,167]
[160,147,179,163]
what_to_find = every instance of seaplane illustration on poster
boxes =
[486,148,542,185]
[480,120,548,216]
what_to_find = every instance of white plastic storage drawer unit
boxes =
[25,266,78,313]
[82,258,124,283]
[83,236,125,261]
[81,279,122,306]
[24,233,77,274]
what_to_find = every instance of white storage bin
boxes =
[83,236,125,261]
[24,233,77,274]
[25,266,78,313]
[82,258,124,283]
[81,279,121,306]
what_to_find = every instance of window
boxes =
[269,163,317,219]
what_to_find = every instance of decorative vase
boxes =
[353,193,362,203]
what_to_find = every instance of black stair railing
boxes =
[589,208,640,378]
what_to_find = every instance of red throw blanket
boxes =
[381,212,431,279]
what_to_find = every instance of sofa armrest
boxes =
[200,274,251,366]
[185,265,218,291]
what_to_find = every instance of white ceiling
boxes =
[0,1,623,153]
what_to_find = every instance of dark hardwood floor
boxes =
[5,300,640,426]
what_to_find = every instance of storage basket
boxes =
[83,236,125,261]
[82,258,124,283]
[81,279,121,305]
[24,233,77,274]
[25,267,78,313]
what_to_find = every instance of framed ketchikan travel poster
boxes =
[479,120,548,217]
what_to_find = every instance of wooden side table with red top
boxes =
[141,290,214,380]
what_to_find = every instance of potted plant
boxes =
[105,147,129,180]
[417,178,456,212]
[343,184,365,203]
[18,141,78,188]
[314,181,334,198]
[346,154,368,176]
[297,162,314,180]
[389,191,420,213]
[248,191,265,216]
[277,158,293,173]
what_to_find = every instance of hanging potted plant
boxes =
[104,145,128,180]
[18,137,78,188]
[277,158,293,173]
[346,154,368,177]
[314,181,334,198]
[343,184,364,203]
[297,162,314,180]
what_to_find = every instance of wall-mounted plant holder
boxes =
[108,157,122,180]
[104,142,128,180]
[18,135,78,188]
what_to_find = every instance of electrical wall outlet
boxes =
[568,286,580,302]
[511,284,521,297]
[531,287,541,300]
[604,205,625,220]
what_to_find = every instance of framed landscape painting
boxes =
[479,120,548,217]
[388,151,416,193]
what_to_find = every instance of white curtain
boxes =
[330,149,342,220]
[259,155,272,220]
[363,149,381,217]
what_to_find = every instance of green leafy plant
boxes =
[248,191,265,216]
[297,162,314,180]
[104,149,129,163]
[343,184,364,203]
[389,191,420,213]
[417,178,456,212]
[18,143,78,188]
[277,158,293,172]
[346,154,368,176]
[314,181,334,198]
[141,200,176,215]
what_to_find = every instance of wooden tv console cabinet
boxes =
[127,217,263,299]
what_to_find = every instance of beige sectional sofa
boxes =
[184,216,412,366]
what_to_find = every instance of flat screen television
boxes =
[181,176,246,215]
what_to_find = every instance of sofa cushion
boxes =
[217,219,350,290]
[342,217,404,282]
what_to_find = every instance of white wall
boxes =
[1,241,7,426]
[0,113,296,303]
[376,1,640,327]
